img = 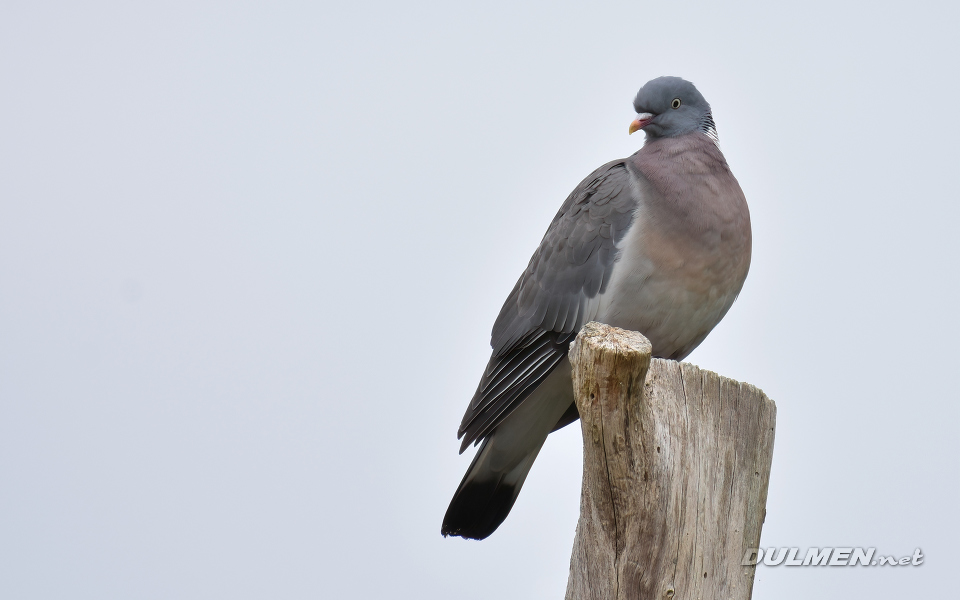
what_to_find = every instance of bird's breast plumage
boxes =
[597,133,751,360]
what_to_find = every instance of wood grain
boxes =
[565,322,775,600]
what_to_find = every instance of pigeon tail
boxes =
[441,436,540,540]
[442,357,574,539]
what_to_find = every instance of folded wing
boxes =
[457,160,641,451]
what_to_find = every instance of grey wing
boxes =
[457,159,640,452]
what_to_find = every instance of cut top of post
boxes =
[569,321,652,364]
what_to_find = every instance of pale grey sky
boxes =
[1,1,958,598]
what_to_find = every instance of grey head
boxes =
[629,76,718,143]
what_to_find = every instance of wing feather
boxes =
[457,160,642,450]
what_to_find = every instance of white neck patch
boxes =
[700,112,721,149]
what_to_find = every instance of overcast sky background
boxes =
[2,1,958,598]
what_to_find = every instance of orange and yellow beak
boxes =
[628,113,655,135]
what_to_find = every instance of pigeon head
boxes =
[629,76,717,142]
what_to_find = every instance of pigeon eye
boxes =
[671,98,682,109]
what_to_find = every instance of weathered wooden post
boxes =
[566,322,776,600]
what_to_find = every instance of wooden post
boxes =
[565,322,776,600]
